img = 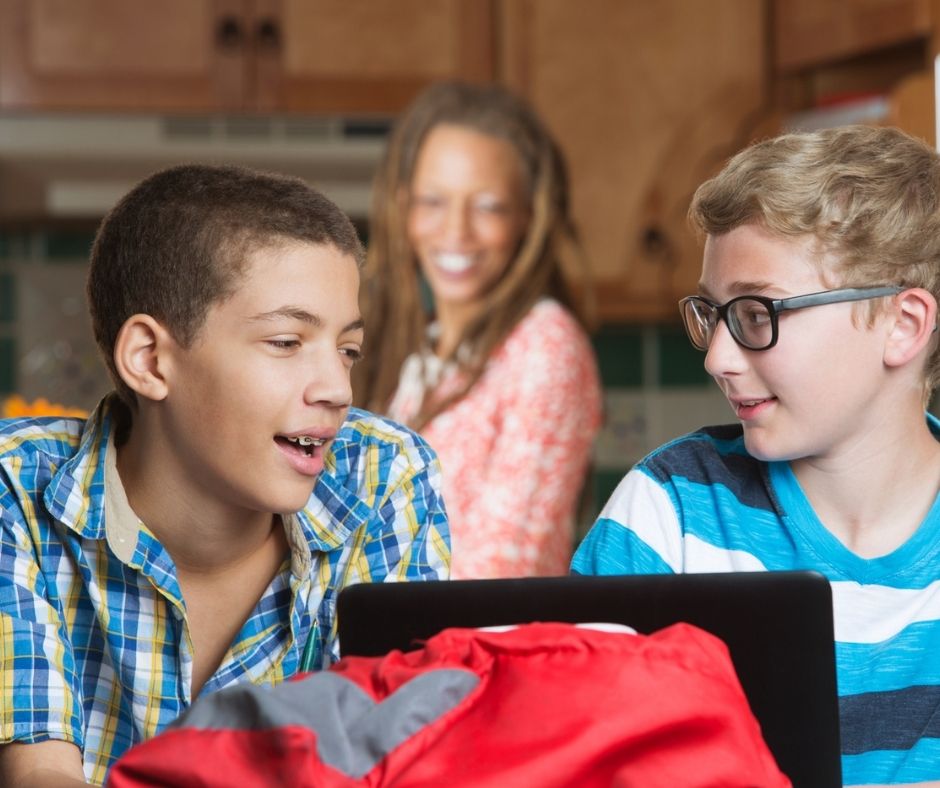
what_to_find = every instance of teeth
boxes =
[286,436,325,447]
[436,253,474,273]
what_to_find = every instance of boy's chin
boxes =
[270,480,320,514]
[741,431,797,463]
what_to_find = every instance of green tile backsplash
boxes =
[0,273,14,322]
[657,325,711,387]
[592,326,643,387]
[0,337,15,393]
[0,232,30,260]
[594,323,712,389]
[42,230,97,261]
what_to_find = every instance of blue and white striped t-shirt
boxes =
[572,422,940,787]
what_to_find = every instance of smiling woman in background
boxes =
[355,80,603,579]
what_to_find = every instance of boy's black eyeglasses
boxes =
[678,286,903,352]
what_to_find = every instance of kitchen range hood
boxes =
[0,113,388,220]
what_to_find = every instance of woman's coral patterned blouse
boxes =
[388,299,603,579]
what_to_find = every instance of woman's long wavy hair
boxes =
[354,80,593,430]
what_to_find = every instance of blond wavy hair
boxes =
[690,124,940,395]
[354,81,593,429]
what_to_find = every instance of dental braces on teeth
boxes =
[286,436,326,447]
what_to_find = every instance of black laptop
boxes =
[337,570,842,788]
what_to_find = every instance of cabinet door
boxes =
[0,0,248,112]
[252,0,496,114]
[774,0,932,72]
[501,0,769,321]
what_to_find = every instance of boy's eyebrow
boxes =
[250,307,322,326]
[249,307,365,333]
[343,318,366,334]
[698,280,777,299]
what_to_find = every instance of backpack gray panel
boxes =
[174,668,480,778]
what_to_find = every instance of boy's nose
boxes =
[304,352,353,409]
[703,320,747,378]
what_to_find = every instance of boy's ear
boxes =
[113,314,172,402]
[883,288,938,369]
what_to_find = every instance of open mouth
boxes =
[275,435,326,457]
[435,253,475,273]
[734,397,776,418]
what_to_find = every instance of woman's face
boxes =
[406,123,530,311]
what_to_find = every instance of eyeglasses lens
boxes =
[682,299,715,350]
[727,299,773,350]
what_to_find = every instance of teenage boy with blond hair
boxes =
[573,125,940,786]
[0,164,450,786]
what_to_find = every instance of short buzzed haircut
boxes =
[87,163,364,406]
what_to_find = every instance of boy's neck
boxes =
[114,418,288,573]
[112,412,293,698]
[791,411,940,559]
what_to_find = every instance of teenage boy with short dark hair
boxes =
[0,164,450,786]
[573,125,940,787]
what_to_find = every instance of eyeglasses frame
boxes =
[678,285,904,352]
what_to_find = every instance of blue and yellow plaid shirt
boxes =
[0,396,450,784]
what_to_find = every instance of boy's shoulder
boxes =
[332,407,439,470]
[0,415,94,519]
[639,423,766,491]
[0,415,86,464]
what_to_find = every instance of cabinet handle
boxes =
[216,15,244,50]
[256,18,281,50]
[641,225,675,263]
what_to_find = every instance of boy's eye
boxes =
[738,305,770,326]
[340,347,364,365]
[266,338,300,350]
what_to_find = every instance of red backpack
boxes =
[108,622,790,787]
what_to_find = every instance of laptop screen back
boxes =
[337,570,841,788]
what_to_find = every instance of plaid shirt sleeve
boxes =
[370,438,450,585]
[0,471,85,748]
[314,410,451,666]
[330,409,451,586]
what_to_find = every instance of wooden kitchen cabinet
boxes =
[774,0,932,72]
[772,0,940,148]
[499,0,770,322]
[0,0,242,111]
[258,0,494,113]
[0,0,495,114]
[772,0,937,112]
